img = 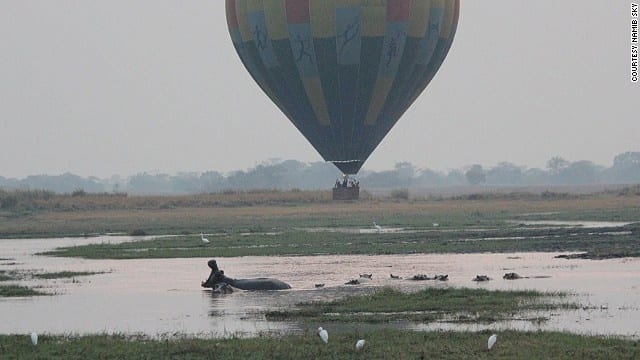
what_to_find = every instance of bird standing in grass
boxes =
[200,233,210,245]
[317,327,328,344]
[355,339,366,350]
[30,332,38,346]
[488,334,497,350]
[373,222,382,233]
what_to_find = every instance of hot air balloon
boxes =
[225,0,460,175]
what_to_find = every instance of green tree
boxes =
[465,164,486,185]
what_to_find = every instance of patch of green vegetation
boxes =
[0,330,637,360]
[40,222,640,260]
[32,271,104,280]
[266,287,576,323]
[0,270,16,282]
[0,285,46,297]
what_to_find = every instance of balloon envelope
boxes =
[225,0,460,174]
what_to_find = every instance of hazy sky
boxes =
[1,1,638,178]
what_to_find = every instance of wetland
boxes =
[1,189,639,357]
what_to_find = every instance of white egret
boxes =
[355,339,366,351]
[487,334,497,350]
[30,332,38,346]
[372,222,382,233]
[317,327,328,344]
[432,223,440,227]
[200,233,210,244]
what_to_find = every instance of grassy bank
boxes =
[1,190,639,239]
[31,271,104,280]
[41,222,640,259]
[0,270,15,282]
[0,270,104,297]
[0,285,45,297]
[0,330,637,359]
[266,287,576,323]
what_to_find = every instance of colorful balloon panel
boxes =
[226,0,460,174]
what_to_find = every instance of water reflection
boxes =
[1,236,639,339]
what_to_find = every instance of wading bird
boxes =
[373,222,382,233]
[356,339,366,351]
[30,332,38,346]
[318,327,328,344]
[488,334,497,350]
[200,233,210,245]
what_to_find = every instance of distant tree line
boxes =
[1,152,639,195]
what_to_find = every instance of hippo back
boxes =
[233,278,291,291]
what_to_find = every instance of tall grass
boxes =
[0,331,637,359]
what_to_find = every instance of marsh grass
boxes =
[0,271,15,282]
[0,330,637,359]
[41,223,640,259]
[32,271,104,280]
[266,287,577,323]
[0,285,46,297]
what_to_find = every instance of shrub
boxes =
[390,188,409,200]
[0,194,18,209]
[71,189,87,197]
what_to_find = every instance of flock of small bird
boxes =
[317,327,498,352]
[317,271,528,288]
[26,329,497,352]
[317,327,366,351]
[325,272,452,287]
[26,328,497,352]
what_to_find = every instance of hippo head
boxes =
[202,270,225,288]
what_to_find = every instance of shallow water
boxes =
[1,236,639,339]
[508,220,633,228]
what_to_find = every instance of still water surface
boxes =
[1,236,639,338]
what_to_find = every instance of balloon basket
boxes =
[332,186,360,201]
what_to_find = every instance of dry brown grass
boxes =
[1,189,638,237]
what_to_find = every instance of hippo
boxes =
[503,272,522,280]
[211,282,234,294]
[410,274,431,281]
[472,275,492,282]
[201,260,291,291]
